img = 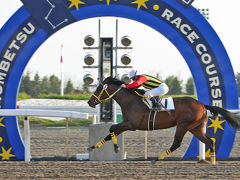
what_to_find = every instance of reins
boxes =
[93,84,122,103]
[134,90,148,98]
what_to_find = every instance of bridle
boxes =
[92,84,122,103]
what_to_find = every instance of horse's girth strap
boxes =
[148,110,157,131]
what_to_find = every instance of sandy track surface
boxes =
[1,127,240,179]
[1,161,240,179]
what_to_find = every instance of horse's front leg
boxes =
[109,125,122,153]
[109,122,133,153]
[88,133,112,152]
[87,129,124,152]
[88,122,130,153]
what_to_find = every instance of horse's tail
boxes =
[204,105,240,128]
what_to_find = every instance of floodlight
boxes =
[84,35,95,46]
[83,74,94,84]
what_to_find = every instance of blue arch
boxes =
[0,0,237,160]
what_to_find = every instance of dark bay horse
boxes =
[87,77,240,164]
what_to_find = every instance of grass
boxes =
[18,92,92,101]
[36,93,92,100]
[18,92,32,101]
[17,116,93,128]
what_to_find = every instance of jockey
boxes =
[121,69,169,110]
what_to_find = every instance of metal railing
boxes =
[0,109,88,162]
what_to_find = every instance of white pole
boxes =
[24,116,31,162]
[60,45,64,96]
[115,19,118,78]
[113,19,118,124]
[199,141,205,161]
[92,114,97,124]
[97,106,100,124]
[199,127,206,161]
[97,19,101,124]
[113,102,117,124]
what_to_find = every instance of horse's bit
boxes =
[93,84,121,103]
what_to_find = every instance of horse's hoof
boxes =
[87,147,94,152]
[114,145,120,153]
[151,157,158,164]
[151,160,157,164]
[114,147,120,153]
[197,159,211,164]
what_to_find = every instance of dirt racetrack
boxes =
[1,126,240,179]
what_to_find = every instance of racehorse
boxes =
[87,77,240,164]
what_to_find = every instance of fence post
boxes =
[24,116,31,162]
[66,117,69,161]
[145,131,148,160]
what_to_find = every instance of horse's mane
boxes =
[103,76,146,97]
[103,76,124,85]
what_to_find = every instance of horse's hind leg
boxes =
[190,128,216,164]
[158,125,188,160]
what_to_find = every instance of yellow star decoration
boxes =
[0,147,16,160]
[132,0,149,10]
[196,149,211,159]
[68,0,85,10]
[0,117,5,127]
[207,116,225,134]
[197,138,216,159]
[205,149,211,159]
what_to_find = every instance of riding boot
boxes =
[150,97,162,111]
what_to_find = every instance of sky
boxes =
[0,0,240,89]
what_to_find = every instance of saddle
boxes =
[143,96,175,111]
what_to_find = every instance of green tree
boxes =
[40,76,50,94]
[185,77,194,95]
[31,73,41,97]
[65,79,74,94]
[165,75,182,95]
[19,72,32,95]
[49,75,60,94]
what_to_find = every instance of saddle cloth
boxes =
[144,97,175,111]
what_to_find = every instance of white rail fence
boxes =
[1,108,239,162]
[0,109,88,162]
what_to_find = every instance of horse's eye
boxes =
[94,99,99,103]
